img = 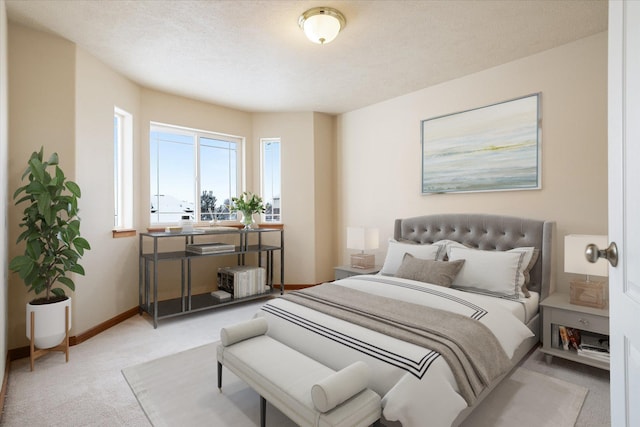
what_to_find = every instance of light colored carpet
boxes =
[460,367,588,427]
[123,342,588,427]
[122,343,296,427]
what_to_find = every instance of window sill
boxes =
[218,222,284,230]
[146,222,284,232]
[112,229,137,238]
[256,223,284,229]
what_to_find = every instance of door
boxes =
[608,2,640,426]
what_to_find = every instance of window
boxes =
[261,138,281,222]
[150,123,243,224]
[114,107,133,229]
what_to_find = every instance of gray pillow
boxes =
[395,253,465,287]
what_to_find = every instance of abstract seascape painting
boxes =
[421,94,541,194]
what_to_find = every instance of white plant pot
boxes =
[26,297,71,349]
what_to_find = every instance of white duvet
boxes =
[256,275,535,427]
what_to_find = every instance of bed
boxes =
[256,213,555,426]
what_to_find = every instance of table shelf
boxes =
[139,227,284,327]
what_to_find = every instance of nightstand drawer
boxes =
[548,308,609,335]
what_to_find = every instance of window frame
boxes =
[114,106,133,231]
[260,137,281,223]
[149,122,244,226]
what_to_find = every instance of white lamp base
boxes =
[570,279,608,309]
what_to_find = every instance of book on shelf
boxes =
[217,266,266,299]
[580,332,610,352]
[551,324,560,348]
[557,326,585,351]
[210,290,232,302]
[566,327,581,351]
[555,325,610,362]
[578,331,609,361]
[577,347,610,362]
[186,242,236,254]
[558,326,570,350]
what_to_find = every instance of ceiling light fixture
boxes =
[298,7,346,45]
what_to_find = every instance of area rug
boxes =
[122,342,588,427]
[460,367,588,427]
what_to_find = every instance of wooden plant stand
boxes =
[29,305,70,371]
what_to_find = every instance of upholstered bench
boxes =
[217,317,382,427]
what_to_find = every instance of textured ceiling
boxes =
[6,0,608,115]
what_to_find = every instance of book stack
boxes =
[186,242,235,254]
[557,325,609,362]
[210,289,232,302]
[577,332,610,362]
[217,266,267,299]
[558,326,580,350]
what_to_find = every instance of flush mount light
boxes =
[298,7,346,45]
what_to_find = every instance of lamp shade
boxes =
[347,227,379,251]
[298,7,346,45]
[564,234,608,277]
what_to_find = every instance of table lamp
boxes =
[347,227,379,269]
[564,234,608,308]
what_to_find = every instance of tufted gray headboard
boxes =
[394,214,555,299]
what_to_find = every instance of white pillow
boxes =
[448,246,536,299]
[380,239,444,276]
[432,239,468,260]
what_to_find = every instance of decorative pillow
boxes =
[512,248,539,298]
[396,238,418,244]
[432,239,469,260]
[311,361,369,413]
[448,246,536,299]
[379,239,444,276]
[395,253,465,287]
[520,283,531,298]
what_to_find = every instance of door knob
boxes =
[585,242,618,267]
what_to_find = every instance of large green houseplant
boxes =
[9,148,91,349]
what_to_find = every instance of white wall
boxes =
[337,32,608,294]
[1,0,10,373]
[313,112,337,280]
[252,112,321,284]
[74,47,141,333]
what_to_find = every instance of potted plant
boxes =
[230,191,265,229]
[9,148,91,350]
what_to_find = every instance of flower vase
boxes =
[241,211,255,229]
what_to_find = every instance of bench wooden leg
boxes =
[260,395,266,427]
[217,362,222,390]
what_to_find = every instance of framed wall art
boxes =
[421,93,541,194]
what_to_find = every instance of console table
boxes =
[139,227,284,328]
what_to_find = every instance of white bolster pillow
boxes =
[220,317,268,347]
[311,361,370,413]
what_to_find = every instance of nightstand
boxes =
[540,292,610,370]
[334,265,380,280]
